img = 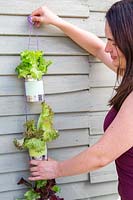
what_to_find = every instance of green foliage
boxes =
[52,185,61,193]
[15,50,52,80]
[35,180,47,189]
[14,102,59,157]
[24,189,40,200]
[24,120,44,139]
[16,188,40,200]
[37,102,59,142]
[16,178,63,200]
[24,138,46,153]
[13,138,24,150]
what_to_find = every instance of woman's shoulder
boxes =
[119,91,133,114]
[123,91,133,106]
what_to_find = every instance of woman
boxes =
[29,1,133,199]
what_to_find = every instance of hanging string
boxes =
[27,16,39,50]
[23,16,34,124]
[24,88,28,123]
[27,16,32,50]
[25,16,47,160]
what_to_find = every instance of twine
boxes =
[27,16,39,50]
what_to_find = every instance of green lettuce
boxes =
[24,189,40,200]
[14,102,59,157]
[15,50,52,80]
[14,103,63,200]
[16,178,63,200]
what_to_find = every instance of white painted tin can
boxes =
[25,77,44,102]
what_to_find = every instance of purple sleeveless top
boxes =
[104,107,133,200]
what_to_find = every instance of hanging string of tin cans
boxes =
[16,16,52,102]
[13,16,64,200]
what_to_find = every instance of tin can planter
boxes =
[14,102,63,200]
[25,77,45,102]
[29,143,47,161]
[15,49,53,102]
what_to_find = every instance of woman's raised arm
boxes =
[31,6,116,72]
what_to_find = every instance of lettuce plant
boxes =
[14,102,59,158]
[15,50,52,80]
[16,178,63,200]
[14,102,64,200]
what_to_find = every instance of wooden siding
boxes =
[0,0,119,199]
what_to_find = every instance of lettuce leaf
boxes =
[24,138,45,152]
[24,189,40,200]
[15,50,52,80]
[14,103,59,156]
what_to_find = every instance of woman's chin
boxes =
[112,59,126,70]
[112,60,119,68]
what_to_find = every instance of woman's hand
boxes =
[31,5,62,27]
[29,158,60,181]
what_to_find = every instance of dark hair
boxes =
[106,0,133,111]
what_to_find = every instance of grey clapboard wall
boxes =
[0,0,120,199]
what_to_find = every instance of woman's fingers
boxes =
[31,7,44,26]
[31,7,42,17]
[30,159,40,166]
[32,16,43,24]
[29,158,59,180]
[30,158,53,165]
[29,176,42,181]
[30,166,38,172]
[32,16,40,22]
[36,22,41,27]
[31,171,40,177]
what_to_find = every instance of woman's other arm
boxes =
[29,92,133,180]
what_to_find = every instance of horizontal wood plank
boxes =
[89,0,118,12]
[89,63,116,87]
[0,112,89,134]
[0,75,89,95]
[0,146,87,173]
[60,180,118,199]
[0,0,89,17]
[0,36,87,55]
[89,87,114,111]
[0,129,89,154]
[0,171,88,192]
[0,91,90,116]
[0,181,118,199]
[89,111,107,135]
[0,55,90,75]
[0,36,106,56]
[85,194,119,200]
[0,87,114,117]
[0,13,105,37]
